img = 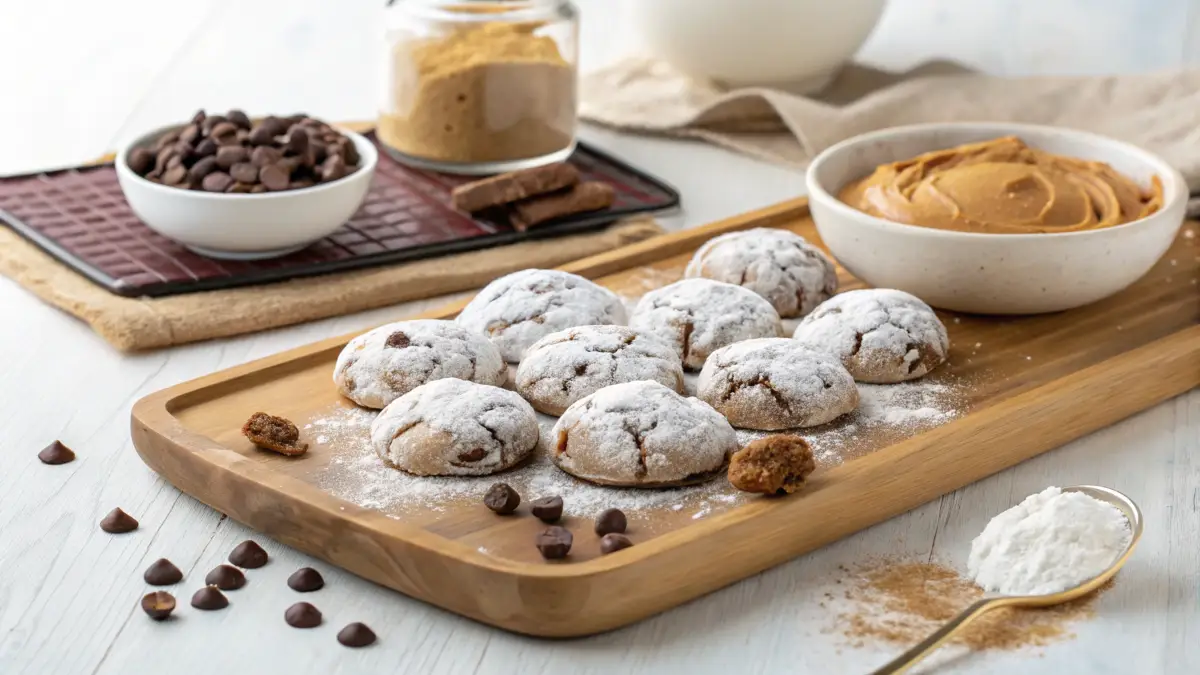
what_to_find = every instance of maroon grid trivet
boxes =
[0,136,678,297]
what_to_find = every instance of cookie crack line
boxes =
[622,420,650,479]
[722,375,793,411]
[680,320,695,365]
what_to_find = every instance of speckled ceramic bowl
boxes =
[805,123,1188,314]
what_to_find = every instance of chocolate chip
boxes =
[209,122,240,146]
[250,184,267,193]
[216,145,249,169]
[204,564,246,590]
[190,586,229,610]
[284,129,309,155]
[457,448,487,463]
[599,533,633,555]
[260,163,290,191]
[194,137,218,158]
[127,148,155,176]
[155,145,178,172]
[289,178,315,190]
[594,508,626,536]
[483,483,520,515]
[339,138,360,165]
[201,171,234,193]
[162,164,188,186]
[190,109,206,126]
[226,181,254,194]
[530,496,563,523]
[179,124,201,145]
[229,540,269,568]
[226,109,251,129]
[535,526,573,559]
[337,622,376,647]
[155,130,181,152]
[200,115,228,135]
[172,140,195,163]
[143,558,183,585]
[285,602,322,628]
[319,154,347,182]
[384,331,410,349]
[250,145,282,167]
[229,162,259,184]
[287,567,324,592]
[100,508,138,533]
[141,591,176,621]
[248,123,276,146]
[37,440,75,465]
[187,156,218,183]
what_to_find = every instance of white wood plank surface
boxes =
[0,1,1197,673]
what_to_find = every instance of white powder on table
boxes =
[968,486,1132,596]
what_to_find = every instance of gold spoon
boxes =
[870,485,1143,675]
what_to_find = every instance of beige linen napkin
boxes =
[581,59,1200,189]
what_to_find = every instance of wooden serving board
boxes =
[131,198,1200,637]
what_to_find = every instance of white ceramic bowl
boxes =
[806,123,1188,314]
[629,0,887,89]
[115,125,378,260]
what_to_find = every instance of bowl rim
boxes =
[805,121,1188,241]
[115,123,378,201]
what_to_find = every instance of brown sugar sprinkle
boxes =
[831,559,1109,653]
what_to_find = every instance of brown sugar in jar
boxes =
[378,1,578,174]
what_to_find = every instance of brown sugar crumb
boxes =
[832,559,1108,653]
[242,412,309,457]
[727,434,816,494]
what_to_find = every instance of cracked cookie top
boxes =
[628,278,782,371]
[334,319,507,409]
[684,228,838,318]
[792,289,949,383]
[456,269,627,363]
[551,381,737,487]
[370,378,539,476]
[697,338,858,430]
[515,325,685,416]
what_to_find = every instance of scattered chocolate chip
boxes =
[530,496,563,523]
[187,156,218,183]
[594,508,627,536]
[599,533,633,555]
[285,602,323,628]
[535,526,573,559]
[143,558,183,585]
[37,440,75,465]
[337,622,376,647]
[205,564,247,590]
[100,508,138,534]
[127,148,155,176]
[141,591,176,621]
[226,109,251,129]
[229,162,259,183]
[191,585,229,610]
[287,567,325,592]
[201,171,234,193]
[259,163,290,191]
[216,145,249,170]
[384,331,410,349]
[483,483,520,515]
[229,540,269,568]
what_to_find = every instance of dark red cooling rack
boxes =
[0,135,678,297]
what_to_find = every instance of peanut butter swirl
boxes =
[838,137,1163,234]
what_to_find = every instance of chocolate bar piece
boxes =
[510,182,616,231]
[451,163,580,213]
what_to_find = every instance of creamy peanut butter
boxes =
[838,137,1163,234]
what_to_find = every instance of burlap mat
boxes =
[0,218,661,351]
[581,59,1200,190]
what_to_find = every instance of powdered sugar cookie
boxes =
[515,325,684,416]
[697,338,858,430]
[334,319,507,409]
[551,381,737,487]
[792,289,949,383]
[685,228,838,318]
[628,278,782,371]
[456,269,626,362]
[370,378,538,476]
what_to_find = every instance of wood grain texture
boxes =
[130,199,1200,637]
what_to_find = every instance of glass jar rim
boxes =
[387,0,571,23]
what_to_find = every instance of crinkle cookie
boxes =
[697,338,858,430]
[628,278,782,371]
[370,378,539,476]
[551,381,737,487]
[456,269,626,362]
[685,228,838,318]
[515,325,684,416]
[333,319,506,409]
[792,289,949,383]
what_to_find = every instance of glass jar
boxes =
[378,0,579,175]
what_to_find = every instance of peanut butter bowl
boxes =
[805,123,1187,314]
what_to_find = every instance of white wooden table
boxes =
[1,1,1197,673]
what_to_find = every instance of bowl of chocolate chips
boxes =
[116,109,376,259]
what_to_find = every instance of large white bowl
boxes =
[805,123,1188,314]
[115,125,378,260]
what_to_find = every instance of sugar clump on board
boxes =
[968,487,1132,596]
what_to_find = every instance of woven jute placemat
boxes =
[0,217,662,351]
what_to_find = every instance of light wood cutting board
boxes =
[130,198,1200,637]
